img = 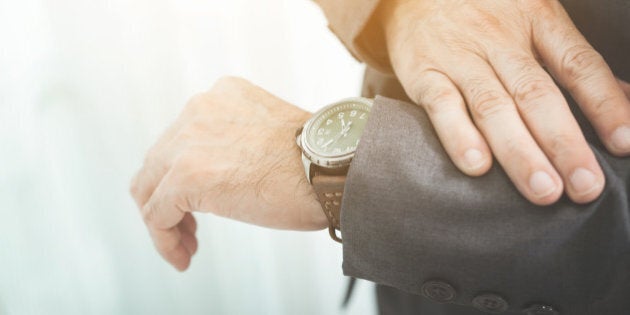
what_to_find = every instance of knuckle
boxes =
[502,137,532,164]
[402,68,436,102]
[512,77,557,112]
[469,90,508,121]
[171,192,193,214]
[142,152,168,179]
[143,189,192,229]
[422,88,462,115]
[141,202,157,225]
[588,94,621,122]
[561,45,603,84]
[509,54,539,72]
[546,132,580,160]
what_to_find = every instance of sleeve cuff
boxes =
[340,96,630,314]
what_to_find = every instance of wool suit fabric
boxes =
[314,0,630,314]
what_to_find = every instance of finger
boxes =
[179,230,198,257]
[406,69,492,175]
[488,51,604,203]
[533,8,630,156]
[148,226,191,271]
[141,168,193,270]
[130,160,169,209]
[179,213,198,256]
[181,213,197,234]
[141,170,189,231]
[130,114,191,208]
[448,56,563,205]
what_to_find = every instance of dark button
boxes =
[524,304,559,315]
[472,293,509,313]
[420,280,457,303]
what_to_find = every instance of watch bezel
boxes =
[299,97,373,168]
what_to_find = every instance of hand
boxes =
[379,0,630,205]
[130,77,327,271]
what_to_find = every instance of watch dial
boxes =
[306,100,371,157]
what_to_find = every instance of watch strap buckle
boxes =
[328,225,342,243]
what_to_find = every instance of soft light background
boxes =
[0,0,376,314]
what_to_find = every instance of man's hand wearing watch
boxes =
[130,76,327,271]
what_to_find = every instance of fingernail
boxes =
[464,149,485,170]
[570,167,600,196]
[610,125,630,153]
[529,171,557,198]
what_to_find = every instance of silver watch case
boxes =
[296,97,373,183]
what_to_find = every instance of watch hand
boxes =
[322,121,355,148]
[342,121,353,137]
[322,129,347,148]
[321,138,335,148]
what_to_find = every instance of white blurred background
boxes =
[0,0,375,314]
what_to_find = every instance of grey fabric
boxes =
[376,285,496,315]
[341,1,630,314]
[341,96,629,315]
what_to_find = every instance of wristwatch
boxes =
[296,97,373,242]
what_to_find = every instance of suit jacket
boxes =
[314,0,630,314]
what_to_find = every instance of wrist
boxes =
[273,110,328,231]
[295,97,374,241]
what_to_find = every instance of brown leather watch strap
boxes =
[312,170,346,243]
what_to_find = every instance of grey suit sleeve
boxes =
[340,96,630,314]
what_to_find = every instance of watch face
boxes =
[305,98,372,158]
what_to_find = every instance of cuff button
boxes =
[472,293,509,313]
[524,304,558,315]
[420,280,457,303]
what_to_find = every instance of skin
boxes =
[130,76,629,272]
[378,0,630,205]
[130,77,326,271]
[131,1,630,271]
